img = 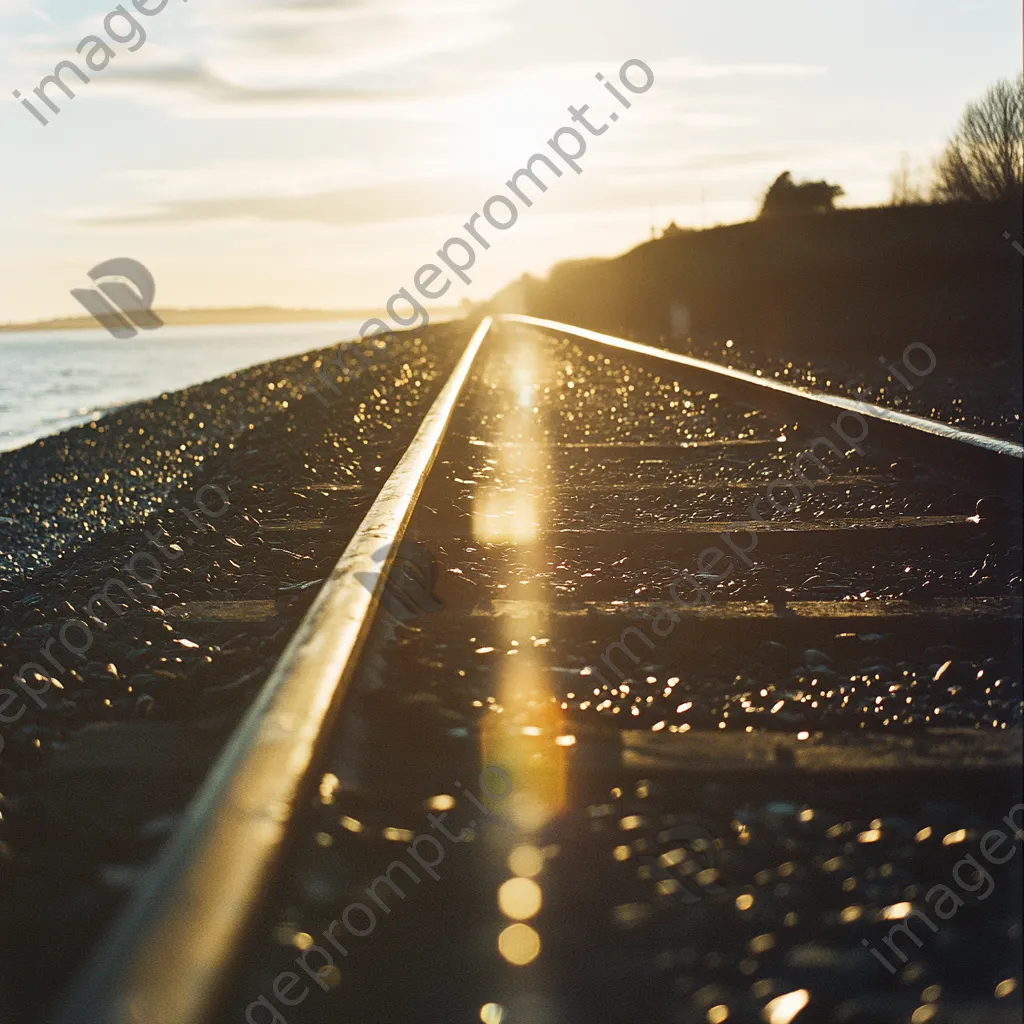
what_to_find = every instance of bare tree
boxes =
[933,74,1023,203]
[890,153,926,205]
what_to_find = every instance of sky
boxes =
[0,0,1020,323]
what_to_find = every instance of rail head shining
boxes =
[53,317,494,1024]
[500,314,1023,462]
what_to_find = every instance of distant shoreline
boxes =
[0,306,462,333]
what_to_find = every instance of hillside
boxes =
[484,201,1022,367]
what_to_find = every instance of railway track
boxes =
[54,316,1022,1024]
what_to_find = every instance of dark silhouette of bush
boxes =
[934,74,1023,203]
[759,171,844,217]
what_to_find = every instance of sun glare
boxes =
[459,87,566,180]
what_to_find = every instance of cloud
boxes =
[0,0,53,26]
[205,0,513,67]
[77,180,477,227]
[656,57,827,79]
[85,0,516,117]
[98,61,417,107]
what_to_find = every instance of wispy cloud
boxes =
[84,0,516,117]
[77,181,476,227]
[0,0,54,26]
[97,61,418,107]
[656,57,827,79]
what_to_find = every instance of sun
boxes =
[456,85,566,183]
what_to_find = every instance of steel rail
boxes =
[53,316,495,1024]
[500,314,1023,462]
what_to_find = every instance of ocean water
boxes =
[0,319,368,453]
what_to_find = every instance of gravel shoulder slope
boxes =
[0,320,470,1022]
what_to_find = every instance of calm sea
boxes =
[0,319,368,453]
